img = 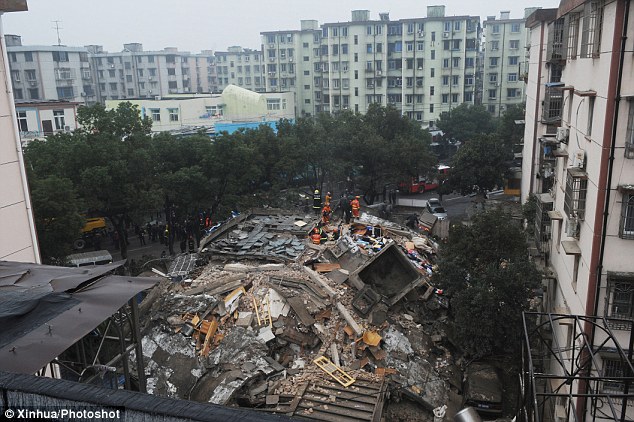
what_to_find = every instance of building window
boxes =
[507,88,518,98]
[490,57,499,67]
[452,93,459,102]
[16,111,28,132]
[605,273,634,329]
[619,193,634,239]
[581,1,604,58]
[564,168,588,220]
[56,86,74,99]
[14,88,23,100]
[25,69,36,81]
[442,76,449,86]
[24,51,33,62]
[625,101,634,158]
[168,108,179,122]
[464,92,473,102]
[52,51,69,62]
[488,89,497,99]
[465,74,474,85]
[508,56,519,65]
[488,105,496,113]
[430,104,434,113]
[267,98,281,110]
[508,73,518,82]
[511,23,521,32]
[53,110,65,130]
[489,73,498,83]
[601,357,633,394]
[492,24,500,34]
[568,13,581,59]
[510,40,520,49]
[442,94,449,104]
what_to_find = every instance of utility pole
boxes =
[52,20,63,46]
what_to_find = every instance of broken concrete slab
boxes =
[286,296,315,326]
[348,243,425,306]
[236,311,254,327]
[257,326,275,343]
[302,266,338,299]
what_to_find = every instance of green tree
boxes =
[448,134,512,195]
[435,209,541,358]
[25,102,162,260]
[496,105,526,151]
[29,176,84,263]
[436,104,496,142]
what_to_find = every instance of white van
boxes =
[66,250,113,267]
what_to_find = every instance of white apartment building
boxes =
[521,2,634,421]
[106,85,294,133]
[6,37,218,104]
[262,7,480,127]
[88,43,216,102]
[15,100,79,145]
[215,46,266,94]
[0,1,40,263]
[5,35,94,104]
[482,9,536,117]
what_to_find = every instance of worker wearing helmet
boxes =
[313,189,321,215]
[324,191,332,207]
[321,204,332,224]
[350,196,361,219]
[310,227,322,245]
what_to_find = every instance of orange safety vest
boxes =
[351,199,360,216]
[311,232,322,244]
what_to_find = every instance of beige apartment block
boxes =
[521,2,634,420]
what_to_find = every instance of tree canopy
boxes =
[25,103,436,262]
[447,134,513,195]
[436,104,496,143]
[434,209,541,358]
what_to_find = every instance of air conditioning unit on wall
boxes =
[557,127,569,142]
[573,150,586,169]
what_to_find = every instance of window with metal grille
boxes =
[580,1,604,58]
[620,194,634,238]
[602,358,630,392]
[564,168,588,220]
[567,13,581,59]
[605,273,634,330]
[625,100,634,158]
[535,194,553,256]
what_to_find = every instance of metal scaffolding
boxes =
[520,312,634,422]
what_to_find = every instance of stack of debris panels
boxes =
[136,211,454,422]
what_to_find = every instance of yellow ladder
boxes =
[313,356,356,387]
[252,295,272,328]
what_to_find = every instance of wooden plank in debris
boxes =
[200,318,218,356]
[286,296,316,326]
[313,263,342,273]
[313,356,355,387]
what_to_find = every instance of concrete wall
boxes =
[0,18,40,263]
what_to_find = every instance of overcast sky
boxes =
[4,0,560,53]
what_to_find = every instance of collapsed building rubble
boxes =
[136,209,460,421]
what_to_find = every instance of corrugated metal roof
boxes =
[0,261,158,374]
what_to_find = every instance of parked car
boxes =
[426,198,447,220]
[462,362,504,416]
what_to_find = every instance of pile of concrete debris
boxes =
[135,210,459,421]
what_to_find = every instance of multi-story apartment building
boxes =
[482,10,535,117]
[521,2,634,421]
[214,46,266,93]
[87,43,216,102]
[0,2,40,263]
[6,37,218,104]
[262,7,480,127]
[5,35,95,105]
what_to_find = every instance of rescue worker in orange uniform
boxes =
[310,227,322,245]
[321,204,332,224]
[350,196,361,219]
[324,192,332,206]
